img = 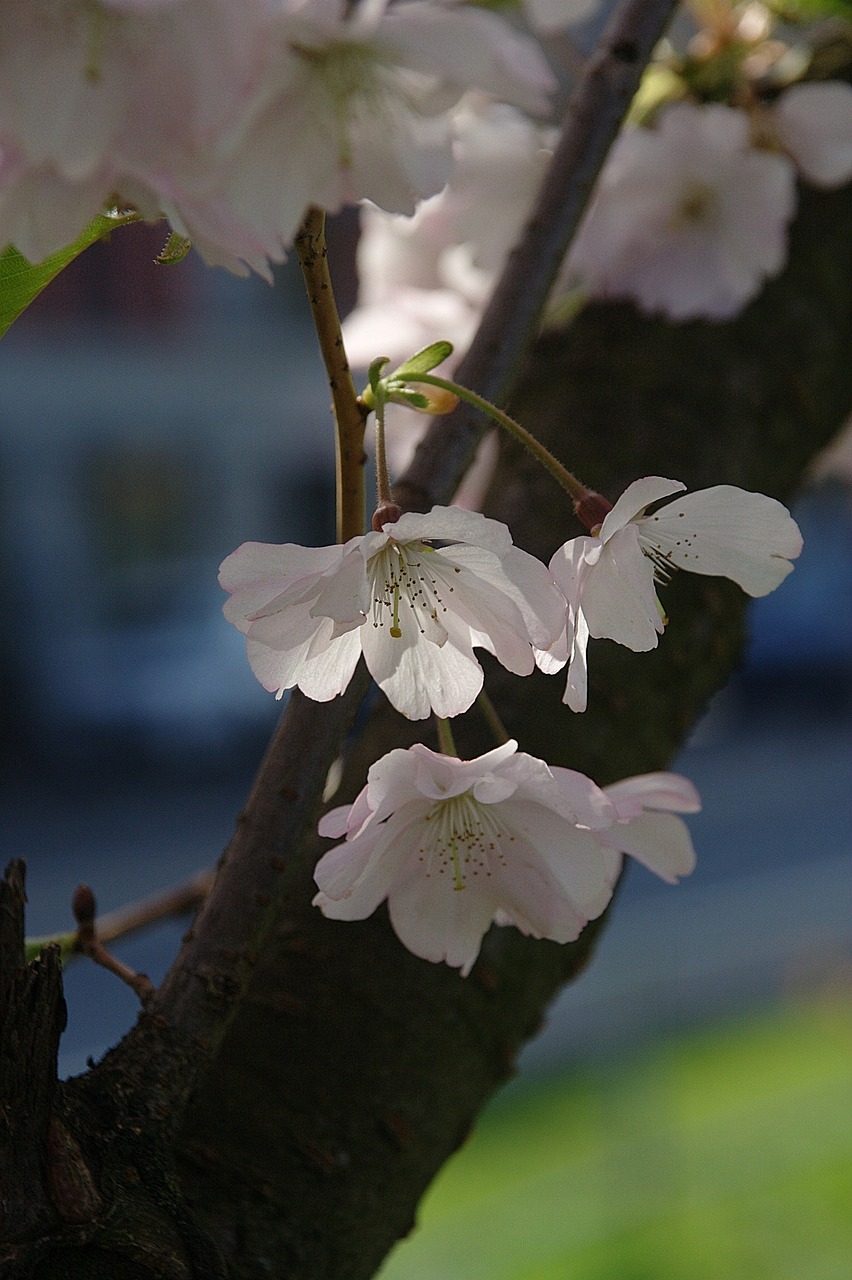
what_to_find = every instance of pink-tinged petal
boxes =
[491,842,586,941]
[580,526,663,650]
[219,540,345,595]
[600,811,696,883]
[318,802,356,840]
[502,802,620,918]
[387,867,498,976]
[773,83,852,190]
[313,828,384,902]
[605,772,702,818]
[598,477,686,541]
[639,486,803,596]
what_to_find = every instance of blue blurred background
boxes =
[1,222,850,1278]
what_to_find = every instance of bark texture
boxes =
[3,178,852,1278]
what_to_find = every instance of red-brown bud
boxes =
[372,501,403,531]
[72,884,96,927]
[574,489,613,534]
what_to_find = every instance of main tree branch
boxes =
[395,0,681,513]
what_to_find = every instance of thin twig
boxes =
[394,0,680,513]
[295,206,369,542]
[97,868,214,945]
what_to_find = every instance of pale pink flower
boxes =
[314,741,699,972]
[566,103,797,320]
[220,505,565,721]
[313,740,622,974]
[540,478,803,711]
[771,82,852,190]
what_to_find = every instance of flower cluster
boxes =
[219,470,802,967]
[0,0,554,273]
[314,740,699,974]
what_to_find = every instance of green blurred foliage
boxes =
[379,996,852,1280]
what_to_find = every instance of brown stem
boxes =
[95,868,215,947]
[295,206,368,542]
[394,0,680,513]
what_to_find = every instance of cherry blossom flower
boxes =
[771,82,852,191]
[540,477,803,710]
[0,0,554,271]
[313,740,621,973]
[314,741,699,972]
[220,505,565,721]
[566,103,797,320]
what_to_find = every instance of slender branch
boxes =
[394,0,680,513]
[295,206,368,541]
[399,372,589,500]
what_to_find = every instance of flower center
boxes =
[417,792,512,891]
[368,540,458,641]
[673,180,717,228]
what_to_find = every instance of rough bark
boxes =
[3,139,852,1280]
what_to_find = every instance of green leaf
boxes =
[0,209,140,339]
[391,340,454,379]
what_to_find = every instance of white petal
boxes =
[638,485,803,596]
[294,628,364,702]
[580,526,663,650]
[387,504,513,554]
[598,477,686,541]
[600,811,696,883]
[563,607,590,713]
[361,618,483,719]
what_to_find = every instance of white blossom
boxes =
[566,103,798,321]
[220,505,565,721]
[313,740,621,974]
[540,477,803,710]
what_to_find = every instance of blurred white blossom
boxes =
[566,103,797,321]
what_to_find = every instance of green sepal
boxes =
[155,230,193,266]
[388,387,431,410]
[0,208,140,340]
[390,340,454,380]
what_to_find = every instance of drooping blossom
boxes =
[770,81,852,191]
[220,505,565,721]
[313,740,698,973]
[539,477,803,711]
[565,102,797,321]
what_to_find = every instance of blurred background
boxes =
[1,222,850,1279]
